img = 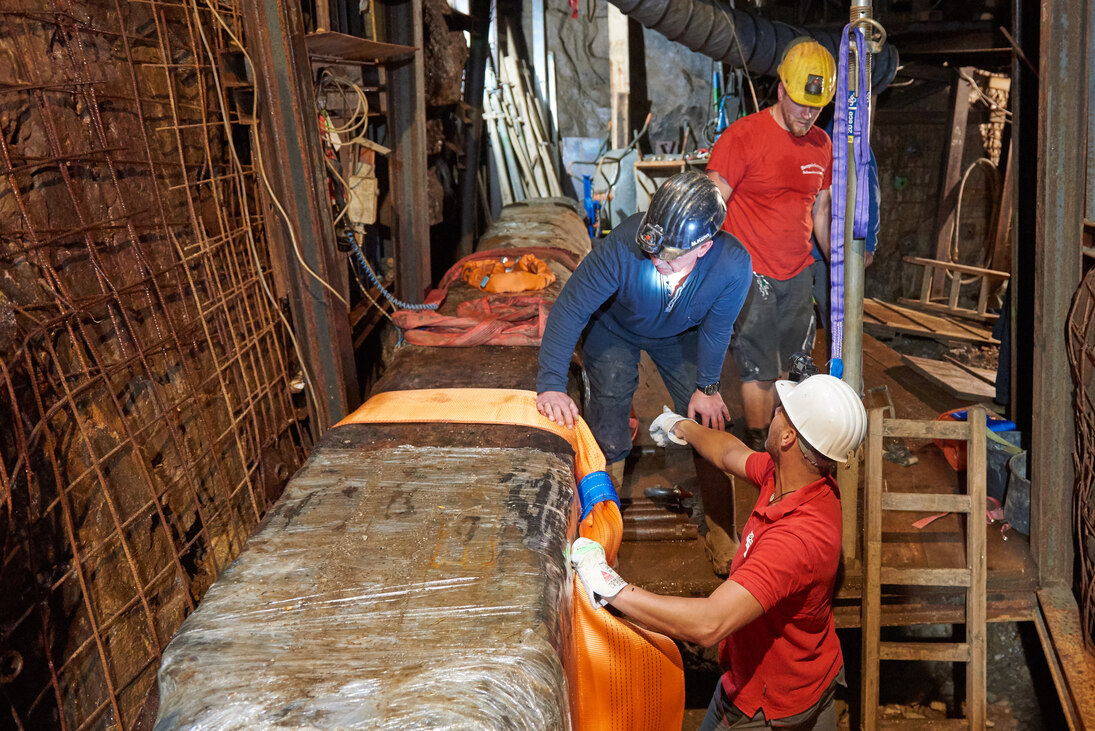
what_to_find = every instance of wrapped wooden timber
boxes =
[154,200,684,729]
[154,201,589,729]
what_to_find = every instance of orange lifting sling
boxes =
[461,253,557,294]
[338,389,684,730]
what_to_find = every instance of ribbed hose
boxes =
[608,0,899,93]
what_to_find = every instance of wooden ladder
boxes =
[901,256,1009,322]
[861,406,987,730]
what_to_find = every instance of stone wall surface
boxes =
[0,3,304,728]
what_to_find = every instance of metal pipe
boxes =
[838,0,874,566]
[607,0,899,93]
[457,0,491,258]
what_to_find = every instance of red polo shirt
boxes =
[718,452,844,720]
[706,109,832,280]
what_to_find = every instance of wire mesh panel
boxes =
[0,2,306,728]
[1068,267,1095,651]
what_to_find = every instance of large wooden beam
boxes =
[931,67,973,297]
[383,0,431,303]
[242,0,358,431]
[1033,0,1086,586]
[608,6,629,151]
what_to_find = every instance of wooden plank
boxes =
[897,297,999,323]
[881,419,972,440]
[966,406,988,730]
[882,492,973,514]
[305,31,416,62]
[871,298,996,341]
[864,298,998,345]
[879,641,971,662]
[881,567,972,587]
[933,67,974,298]
[901,355,997,402]
[905,256,1011,279]
[943,355,998,385]
[862,408,885,731]
[608,6,629,151]
[878,719,971,729]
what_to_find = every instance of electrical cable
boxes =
[947,157,1000,285]
[956,67,1013,119]
[199,0,349,311]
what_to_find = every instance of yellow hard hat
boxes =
[777,38,836,107]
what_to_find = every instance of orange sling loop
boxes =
[337,388,684,731]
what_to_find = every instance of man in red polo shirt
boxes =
[571,374,867,729]
[706,38,836,452]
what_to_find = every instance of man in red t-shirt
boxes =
[571,374,867,729]
[706,39,837,452]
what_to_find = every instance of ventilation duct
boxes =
[609,0,900,94]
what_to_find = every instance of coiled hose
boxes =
[347,228,438,311]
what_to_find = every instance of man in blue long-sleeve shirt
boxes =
[536,172,752,522]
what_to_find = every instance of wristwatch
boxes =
[697,381,721,396]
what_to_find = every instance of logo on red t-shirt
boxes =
[743,530,755,558]
[800,163,825,176]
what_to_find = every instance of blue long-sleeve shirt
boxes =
[537,213,753,394]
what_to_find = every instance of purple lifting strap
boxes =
[829,26,872,378]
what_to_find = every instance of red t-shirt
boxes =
[706,109,832,280]
[718,452,843,720]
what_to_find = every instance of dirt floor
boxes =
[617,330,1062,729]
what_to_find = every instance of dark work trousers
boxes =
[698,667,845,731]
[581,315,700,464]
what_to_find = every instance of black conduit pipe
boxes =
[608,0,899,94]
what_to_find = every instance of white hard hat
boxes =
[774,375,868,462]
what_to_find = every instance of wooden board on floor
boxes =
[863,298,999,345]
[902,355,997,402]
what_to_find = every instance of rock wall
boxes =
[0,3,304,728]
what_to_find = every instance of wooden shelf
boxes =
[305,31,416,63]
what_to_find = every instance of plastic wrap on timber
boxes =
[476,198,592,260]
[155,444,579,729]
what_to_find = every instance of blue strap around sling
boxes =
[829,26,872,379]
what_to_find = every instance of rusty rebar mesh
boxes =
[0,2,307,728]
[1067,267,1095,650]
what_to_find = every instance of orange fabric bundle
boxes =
[461,253,556,293]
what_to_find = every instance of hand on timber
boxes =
[649,406,695,447]
[688,390,731,431]
[570,537,628,606]
[536,390,580,428]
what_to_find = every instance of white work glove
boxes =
[570,537,628,607]
[649,406,695,447]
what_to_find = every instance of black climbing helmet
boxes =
[636,170,726,261]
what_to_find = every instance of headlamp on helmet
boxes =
[777,38,837,107]
[635,170,726,261]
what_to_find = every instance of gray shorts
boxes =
[731,267,816,383]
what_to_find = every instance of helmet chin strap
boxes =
[797,434,834,475]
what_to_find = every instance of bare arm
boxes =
[673,419,755,481]
[812,187,832,261]
[707,170,733,202]
[607,578,763,647]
